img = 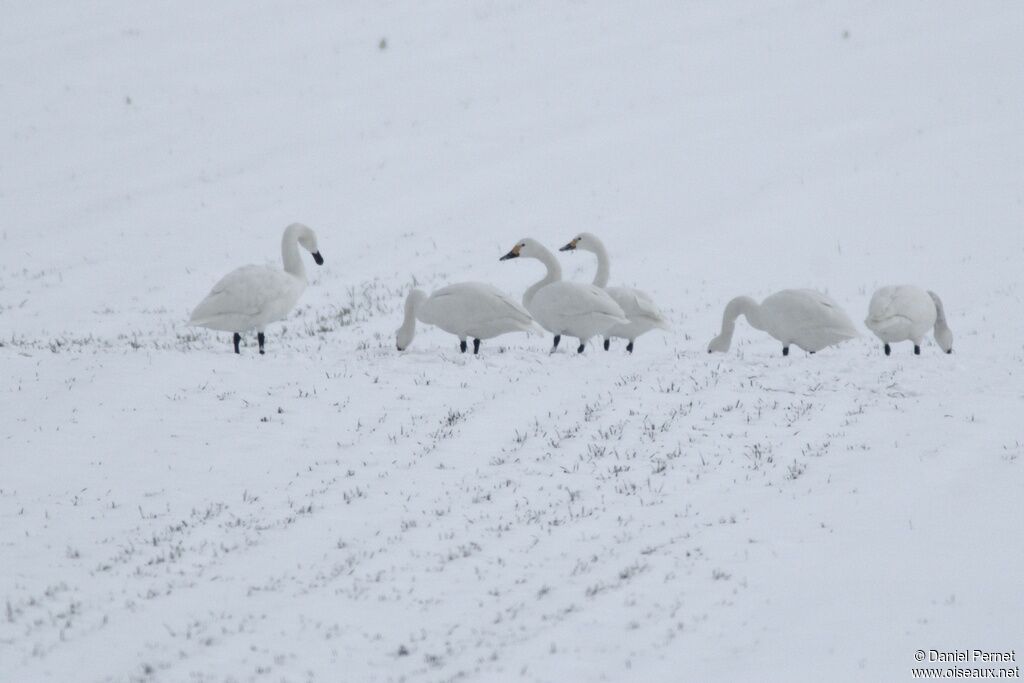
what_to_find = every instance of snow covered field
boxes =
[2,1,1023,681]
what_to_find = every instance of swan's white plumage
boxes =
[709,289,858,354]
[396,282,540,351]
[189,223,322,340]
[865,285,953,352]
[528,281,629,341]
[560,232,669,345]
[190,265,305,333]
[500,238,628,348]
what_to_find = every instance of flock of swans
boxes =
[189,223,954,358]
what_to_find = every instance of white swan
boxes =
[500,238,629,353]
[865,285,953,355]
[559,232,670,353]
[189,223,324,354]
[708,289,858,356]
[395,282,540,353]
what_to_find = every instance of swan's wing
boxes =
[190,265,293,324]
[769,290,858,341]
[607,286,670,329]
[424,283,536,331]
[537,283,628,322]
[866,286,903,322]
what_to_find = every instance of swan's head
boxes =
[290,223,324,265]
[499,238,545,261]
[935,326,954,354]
[395,289,427,351]
[707,334,731,354]
[559,232,601,253]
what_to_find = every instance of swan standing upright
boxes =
[395,282,540,354]
[865,285,953,355]
[559,232,670,352]
[189,223,324,354]
[707,289,858,356]
[500,238,628,353]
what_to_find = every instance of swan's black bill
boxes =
[312,251,324,265]
[499,249,519,261]
[559,242,576,251]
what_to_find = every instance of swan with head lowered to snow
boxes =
[559,232,670,353]
[865,285,953,356]
[707,289,858,356]
[395,282,540,354]
[500,238,628,353]
[189,223,324,354]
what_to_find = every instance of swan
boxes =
[865,285,953,355]
[559,232,670,353]
[499,238,629,353]
[189,223,324,354]
[395,282,540,353]
[707,289,858,356]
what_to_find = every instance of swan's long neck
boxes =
[523,246,562,307]
[711,296,762,350]
[928,290,954,351]
[398,289,423,343]
[282,226,306,280]
[589,238,610,288]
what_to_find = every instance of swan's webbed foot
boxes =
[460,340,467,353]
[552,334,561,352]
[914,344,921,355]
[233,333,241,354]
[258,332,265,355]
[782,346,790,357]
[577,343,585,354]
[884,343,891,356]
[603,338,610,351]
[473,338,481,355]
[626,341,634,353]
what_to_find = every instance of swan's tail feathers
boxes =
[652,316,672,331]
[927,290,954,353]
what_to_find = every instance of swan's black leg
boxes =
[577,342,586,354]
[914,344,921,355]
[782,346,789,357]
[460,340,467,353]
[233,333,241,354]
[626,341,634,354]
[473,338,481,355]
[257,332,265,355]
[884,343,891,356]
[552,334,561,351]
[603,338,610,351]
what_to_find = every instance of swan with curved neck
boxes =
[708,289,858,356]
[189,223,324,354]
[559,232,669,352]
[500,238,628,353]
[396,282,539,354]
[865,285,953,355]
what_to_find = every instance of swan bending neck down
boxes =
[396,283,538,354]
[864,285,953,355]
[500,238,628,354]
[708,289,858,356]
[189,222,324,355]
[559,232,670,352]
[708,296,762,351]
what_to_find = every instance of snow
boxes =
[2,1,1023,681]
